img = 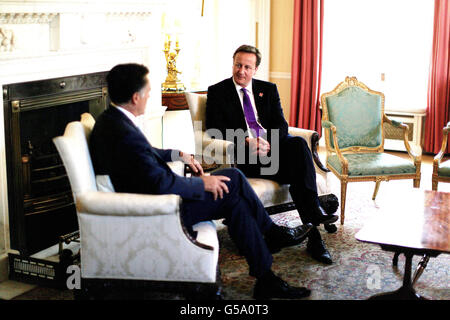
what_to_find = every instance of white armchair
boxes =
[185,93,339,232]
[52,113,221,299]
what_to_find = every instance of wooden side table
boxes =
[162,92,188,110]
[162,91,207,111]
[356,190,450,300]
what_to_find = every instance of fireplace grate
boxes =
[3,71,108,257]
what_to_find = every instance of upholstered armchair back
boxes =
[185,92,207,131]
[324,85,384,150]
[80,112,96,138]
[53,120,98,198]
[185,93,208,156]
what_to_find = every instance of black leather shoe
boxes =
[306,238,332,264]
[310,204,339,226]
[253,274,311,300]
[265,223,313,254]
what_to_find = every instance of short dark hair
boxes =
[233,45,262,67]
[106,63,149,105]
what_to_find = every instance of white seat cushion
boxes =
[248,173,330,208]
[248,178,292,208]
[96,175,115,192]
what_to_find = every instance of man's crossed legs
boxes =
[182,167,315,299]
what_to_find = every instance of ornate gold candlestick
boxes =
[162,36,185,92]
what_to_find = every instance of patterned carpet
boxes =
[219,210,450,300]
[11,160,450,300]
[218,163,450,300]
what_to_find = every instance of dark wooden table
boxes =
[162,91,207,111]
[356,190,450,300]
[162,92,188,110]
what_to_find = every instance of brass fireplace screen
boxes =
[3,72,108,256]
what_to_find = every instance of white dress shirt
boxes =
[112,103,141,129]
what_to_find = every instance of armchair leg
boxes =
[340,181,348,225]
[413,177,421,188]
[432,177,438,191]
[372,180,381,200]
[183,284,223,300]
[318,193,339,214]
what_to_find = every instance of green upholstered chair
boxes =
[321,77,422,225]
[432,122,450,190]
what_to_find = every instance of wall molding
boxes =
[269,71,291,80]
[0,12,57,24]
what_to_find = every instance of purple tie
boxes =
[241,88,264,137]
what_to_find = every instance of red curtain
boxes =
[424,0,450,154]
[289,0,323,135]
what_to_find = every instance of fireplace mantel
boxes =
[0,0,166,13]
[0,0,167,282]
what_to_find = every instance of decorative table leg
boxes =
[392,251,401,266]
[412,255,430,287]
[369,252,427,300]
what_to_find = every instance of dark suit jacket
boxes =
[205,77,289,145]
[89,106,205,200]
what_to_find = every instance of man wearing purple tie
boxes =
[206,45,338,265]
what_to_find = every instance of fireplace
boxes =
[0,1,164,287]
[3,72,109,256]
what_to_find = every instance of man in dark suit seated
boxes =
[205,45,338,265]
[89,63,315,299]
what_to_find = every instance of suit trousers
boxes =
[237,135,319,225]
[181,167,274,278]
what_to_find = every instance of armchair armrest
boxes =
[383,114,422,162]
[76,191,181,217]
[199,131,236,166]
[321,120,349,174]
[433,122,450,166]
[288,127,329,172]
[76,191,217,282]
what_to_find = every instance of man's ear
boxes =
[131,92,140,104]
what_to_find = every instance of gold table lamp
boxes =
[162,36,185,92]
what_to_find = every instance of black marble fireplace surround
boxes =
[3,71,109,256]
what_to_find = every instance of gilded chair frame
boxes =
[321,77,422,225]
[432,122,450,190]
